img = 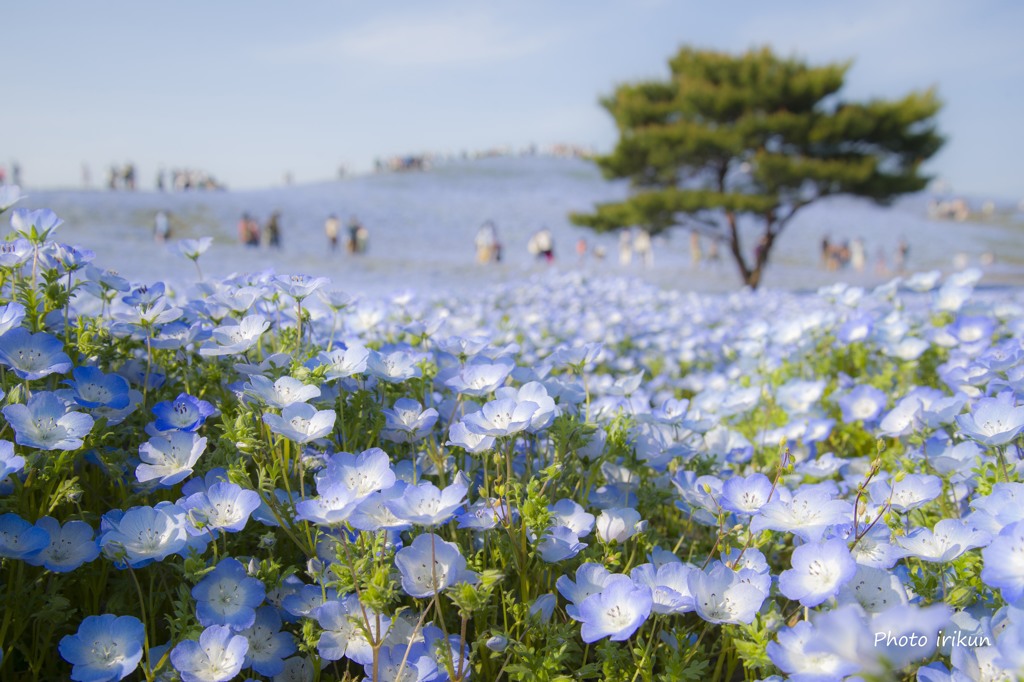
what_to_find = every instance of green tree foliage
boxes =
[571,46,944,288]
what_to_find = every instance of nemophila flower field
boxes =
[1,192,1024,681]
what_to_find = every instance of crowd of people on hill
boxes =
[96,164,225,192]
[821,235,910,275]
[375,144,594,174]
[236,212,283,249]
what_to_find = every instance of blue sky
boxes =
[4,0,1023,197]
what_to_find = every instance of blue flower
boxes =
[0,512,50,559]
[151,393,216,432]
[0,440,26,487]
[548,498,594,536]
[456,497,514,531]
[446,421,495,454]
[199,315,270,357]
[99,503,189,568]
[348,483,412,532]
[461,397,538,437]
[10,207,62,242]
[836,384,888,423]
[294,475,360,527]
[0,185,22,212]
[688,562,766,624]
[65,366,132,410]
[0,328,73,380]
[956,391,1024,446]
[170,624,248,682]
[121,282,166,307]
[394,533,478,598]
[537,525,587,562]
[897,518,991,563]
[193,558,266,630]
[385,475,468,527]
[46,242,95,273]
[778,539,857,607]
[719,473,773,515]
[0,301,26,336]
[243,374,320,409]
[135,431,208,486]
[868,473,942,512]
[750,485,853,543]
[281,583,338,620]
[309,345,369,380]
[262,403,335,443]
[367,643,438,682]
[273,274,328,300]
[178,237,213,260]
[556,562,612,619]
[0,238,32,268]
[182,482,261,535]
[58,614,144,682]
[315,594,387,664]
[366,349,422,383]
[319,447,396,502]
[381,398,439,443]
[3,392,94,450]
[442,357,514,396]
[595,507,643,543]
[575,574,652,643]
[981,520,1024,603]
[240,605,296,676]
[24,517,100,573]
[767,620,852,680]
[836,564,908,612]
[630,562,697,615]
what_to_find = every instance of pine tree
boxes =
[571,46,944,288]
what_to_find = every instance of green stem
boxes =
[126,565,155,682]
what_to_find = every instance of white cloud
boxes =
[281,9,559,68]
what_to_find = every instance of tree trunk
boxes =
[742,219,777,290]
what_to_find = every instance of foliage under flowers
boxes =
[2,196,1024,680]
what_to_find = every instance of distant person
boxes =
[346,216,367,254]
[836,239,850,268]
[355,222,369,254]
[0,166,5,185]
[123,163,136,191]
[108,166,119,190]
[346,217,359,254]
[895,237,909,272]
[266,211,282,249]
[690,232,702,266]
[325,214,340,252]
[850,237,866,272]
[821,235,831,268]
[475,221,498,264]
[154,210,171,243]
[532,227,554,263]
[10,162,20,187]
[156,169,166,192]
[618,229,633,266]
[239,212,260,247]
[634,228,653,267]
[576,237,588,263]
